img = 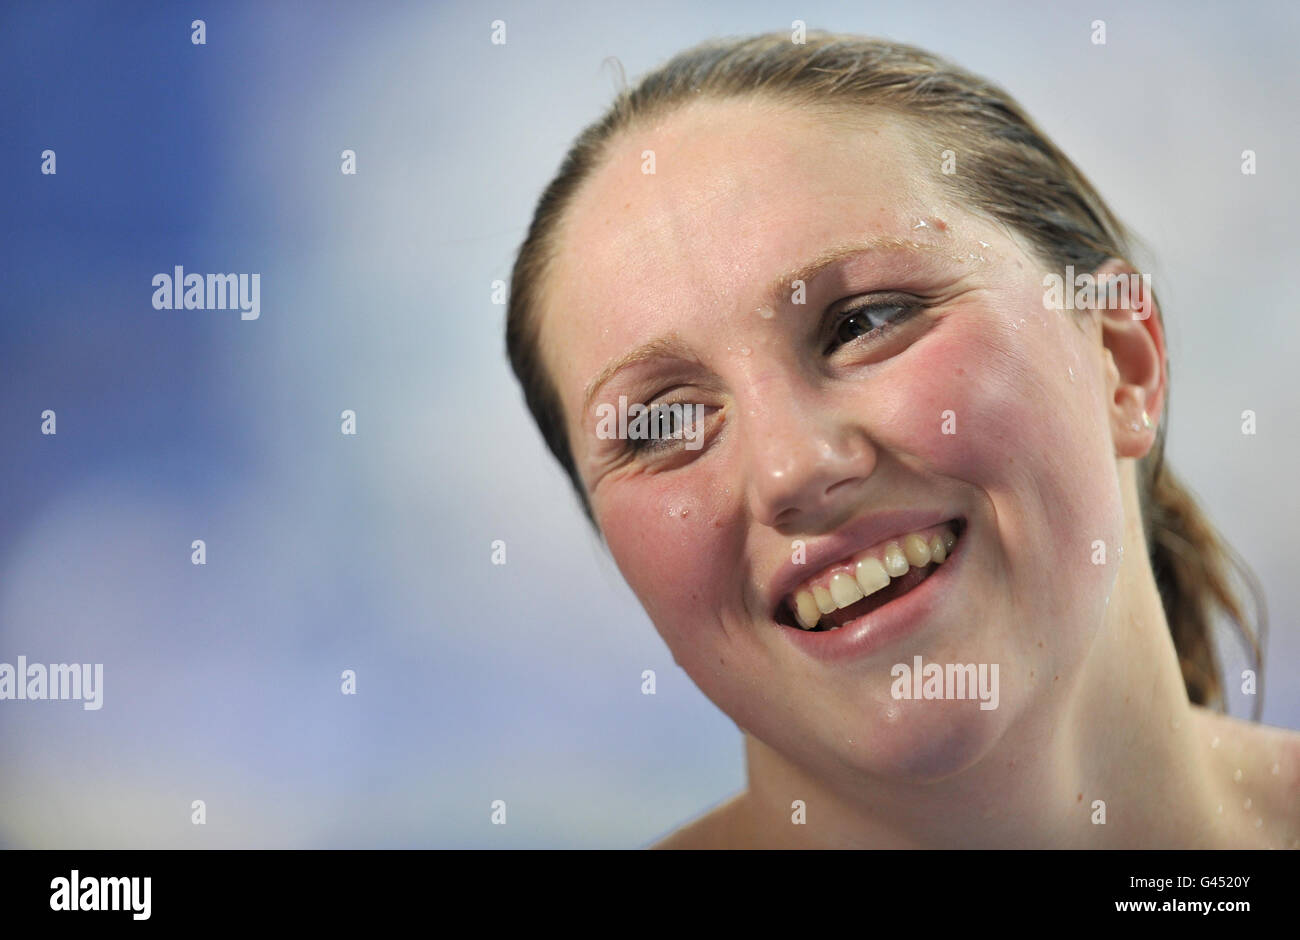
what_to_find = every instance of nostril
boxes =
[772,505,800,527]
[824,477,863,500]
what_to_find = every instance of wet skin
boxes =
[536,97,1300,848]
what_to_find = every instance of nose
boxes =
[742,375,879,531]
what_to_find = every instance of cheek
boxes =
[596,472,743,649]
[874,301,1123,557]
[870,301,1126,701]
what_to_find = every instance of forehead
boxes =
[538,96,946,424]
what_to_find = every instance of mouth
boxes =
[773,518,966,633]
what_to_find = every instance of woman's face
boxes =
[537,98,1130,785]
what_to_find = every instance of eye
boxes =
[627,403,684,453]
[623,400,718,456]
[824,297,922,354]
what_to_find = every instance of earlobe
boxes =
[1093,258,1165,458]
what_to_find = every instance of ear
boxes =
[1094,258,1165,459]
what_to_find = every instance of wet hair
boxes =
[505,31,1265,716]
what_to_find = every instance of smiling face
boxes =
[537,96,1131,787]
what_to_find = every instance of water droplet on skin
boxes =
[740,346,752,356]
[757,305,775,319]
[1272,763,1280,774]
[1217,804,1223,814]
[1170,718,1181,731]
[913,219,928,229]
[978,240,991,249]
[1243,797,1252,809]
[1255,817,1263,828]
[1068,367,1076,382]
[1234,769,1244,783]
[1211,736,1220,749]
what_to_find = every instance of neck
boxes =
[739,519,1237,848]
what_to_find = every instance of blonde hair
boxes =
[506,31,1266,716]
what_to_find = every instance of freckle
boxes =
[1054,674,1059,681]
[1037,641,1043,649]
[1077,792,1082,802]
[1243,797,1252,809]
[1029,670,1034,678]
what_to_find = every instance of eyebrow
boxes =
[581,236,964,414]
[582,335,697,415]
[762,235,960,310]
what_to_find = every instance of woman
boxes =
[505,32,1298,848]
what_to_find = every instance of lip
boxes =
[776,522,966,663]
[764,509,963,616]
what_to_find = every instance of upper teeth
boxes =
[789,525,958,630]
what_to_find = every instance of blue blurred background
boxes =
[2,0,1296,847]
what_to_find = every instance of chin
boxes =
[829,690,1016,785]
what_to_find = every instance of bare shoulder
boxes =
[649,792,750,849]
[1191,706,1300,828]
[1192,706,1300,763]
